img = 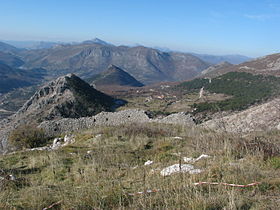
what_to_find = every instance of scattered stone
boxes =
[8,174,16,181]
[183,154,210,163]
[95,134,102,138]
[52,138,63,149]
[189,169,203,174]
[172,136,183,140]
[144,160,153,166]
[160,164,202,176]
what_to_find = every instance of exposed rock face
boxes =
[0,74,114,153]
[14,73,114,122]
[89,64,144,87]
[20,43,210,84]
[203,97,280,133]
[39,109,195,137]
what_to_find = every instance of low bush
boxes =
[8,125,48,149]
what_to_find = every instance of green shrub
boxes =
[8,125,48,149]
[268,157,280,169]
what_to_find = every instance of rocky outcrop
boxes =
[14,73,114,122]
[0,74,115,154]
[39,109,195,137]
[203,97,280,133]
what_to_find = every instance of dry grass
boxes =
[0,123,279,209]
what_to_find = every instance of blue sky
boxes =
[0,0,279,57]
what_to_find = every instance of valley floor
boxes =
[0,123,280,209]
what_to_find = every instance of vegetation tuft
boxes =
[8,125,49,149]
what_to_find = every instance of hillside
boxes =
[0,51,24,67]
[177,72,280,118]
[201,53,280,78]
[0,52,280,209]
[0,86,38,120]
[203,97,280,132]
[0,41,19,54]
[0,62,45,93]
[200,61,233,77]
[89,64,144,87]
[20,43,210,84]
[0,123,279,209]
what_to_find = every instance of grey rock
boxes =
[203,97,280,133]
[39,109,195,137]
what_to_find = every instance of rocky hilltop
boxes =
[89,64,144,88]
[14,73,115,122]
[0,74,115,153]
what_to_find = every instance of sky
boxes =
[0,0,280,57]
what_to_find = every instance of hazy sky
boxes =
[1,0,280,57]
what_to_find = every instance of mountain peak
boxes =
[15,74,114,121]
[89,65,144,87]
[107,64,124,72]
[82,38,112,46]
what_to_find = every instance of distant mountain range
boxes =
[82,38,113,46]
[19,42,210,84]
[2,40,61,50]
[0,38,273,93]
[88,64,144,87]
[191,53,252,64]
[1,38,113,50]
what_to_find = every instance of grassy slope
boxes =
[0,123,279,209]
